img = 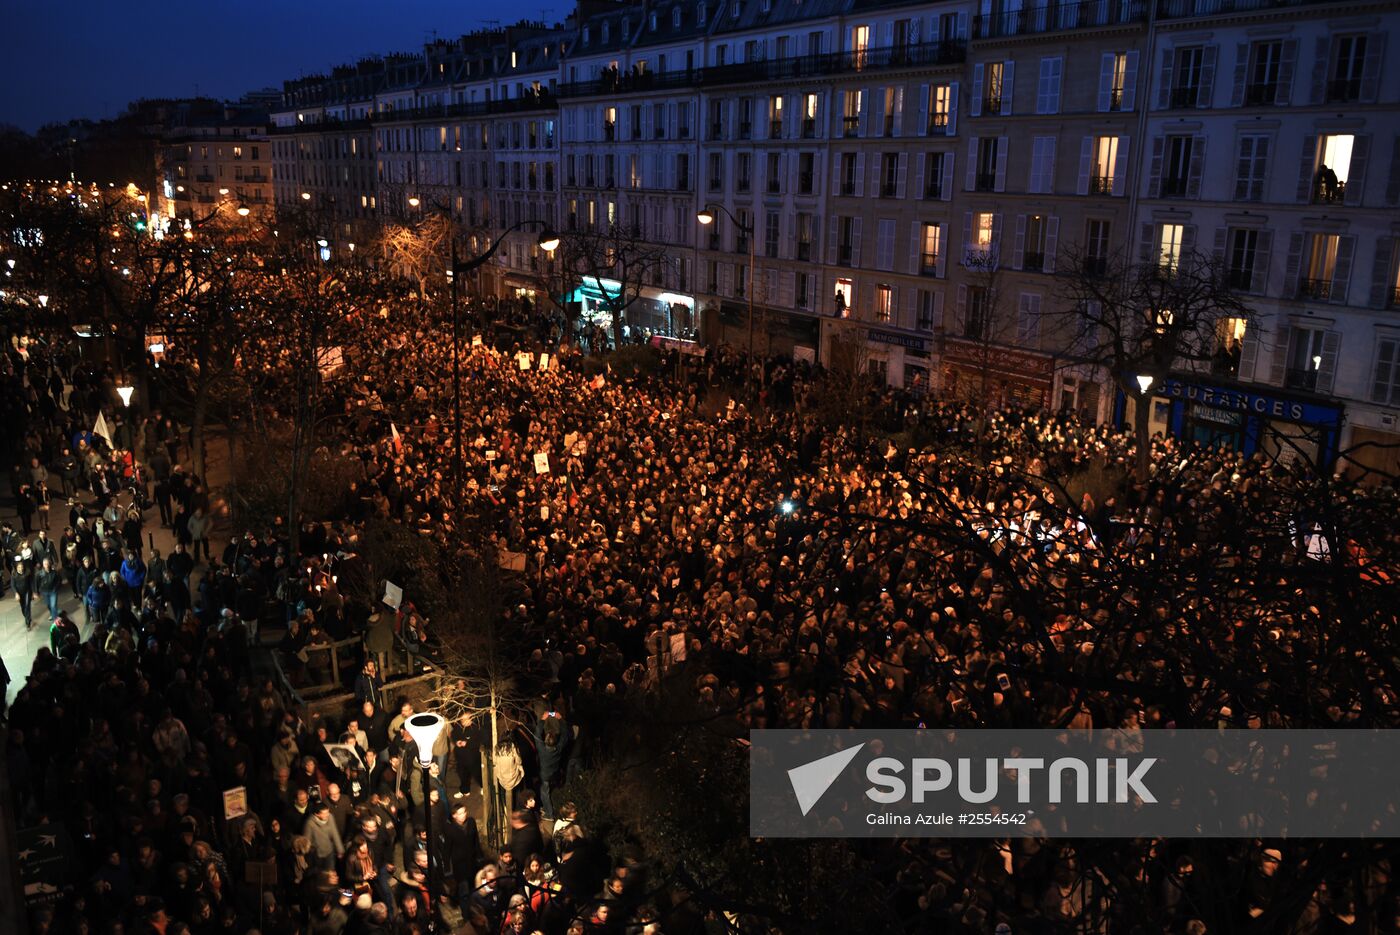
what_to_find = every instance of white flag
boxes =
[93,412,114,447]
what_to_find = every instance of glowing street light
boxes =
[696,209,715,226]
[537,230,560,252]
[37,294,49,307]
[300,191,312,201]
[407,195,421,207]
[1135,374,1155,394]
[116,385,135,407]
[236,203,251,217]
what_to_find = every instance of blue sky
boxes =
[4,0,561,131]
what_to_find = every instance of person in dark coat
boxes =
[444,797,482,903]
[12,560,35,628]
[507,810,544,874]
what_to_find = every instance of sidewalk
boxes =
[1,438,231,706]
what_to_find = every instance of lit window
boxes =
[975,212,994,248]
[875,285,893,322]
[1157,223,1184,273]
[834,277,854,315]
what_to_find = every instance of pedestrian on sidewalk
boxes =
[188,507,212,562]
[36,558,61,622]
[34,480,51,530]
[13,560,34,629]
[55,449,79,497]
[16,484,34,535]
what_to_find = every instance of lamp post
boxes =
[408,195,558,488]
[697,203,757,391]
[404,712,447,932]
[116,385,134,408]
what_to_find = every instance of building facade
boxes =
[156,102,273,229]
[265,0,1400,476]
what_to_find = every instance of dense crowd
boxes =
[3,302,1397,935]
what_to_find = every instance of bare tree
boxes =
[559,221,666,347]
[1055,243,1252,481]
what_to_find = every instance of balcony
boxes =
[1170,86,1199,108]
[1082,256,1108,277]
[975,0,1147,38]
[1392,285,1400,308]
[975,172,997,192]
[1327,77,1361,103]
[604,123,616,140]
[1090,175,1114,195]
[195,173,215,182]
[1244,83,1277,105]
[738,121,753,140]
[928,114,949,132]
[1299,278,1333,300]
[799,173,814,193]
[797,241,811,261]
[982,97,1002,115]
[920,253,939,275]
[735,238,750,255]
[767,179,781,194]
[842,115,860,136]
[653,126,665,140]
[840,178,856,196]
[769,119,783,139]
[737,177,751,193]
[710,122,724,139]
[1023,252,1045,272]
[1284,367,1318,391]
[1160,177,1188,198]
[1226,268,1253,291]
[679,124,692,139]
[924,178,943,199]
[881,180,898,197]
[1313,179,1346,204]
[708,177,722,193]
[1109,88,1124,111]
[802,118,816,138]
[677,173,690,191]
[838,244,854,266]
[604,177,616,189]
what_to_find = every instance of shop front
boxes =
[867,328,935,392]
[561,277,696,341]
[940,338,1054,409]
[1112,377,1345,470]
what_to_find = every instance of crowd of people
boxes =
[3,297,1397,935]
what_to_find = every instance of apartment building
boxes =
[264,0,1400,475]
[1132,0,1400,476]
[157,104,273,228]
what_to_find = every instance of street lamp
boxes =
[116,385,134,407]
[404,712,446,930]
[236,203,250,217]
[300,191,312,201]
[37,294,49,308]
[408,195,421,208]
[697,203,757,390]
[1135,374,1155,395]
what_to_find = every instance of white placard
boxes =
[518,353,533,371]
[533,452,550,474]
[471,335,483,347]
[538,353,550,371]
[383,580,403,610]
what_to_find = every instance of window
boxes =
[922,152,946,199]
[1108,53,1128,110]
[964,286,989,339]
[765,212,780,259]
[1157,223,1185,273]
[1092,136,1118,194]
[709,100,725,139]
[1302,234,1340,299]
[1029,137,1055,194]
[842,90,863,136]
[920,223,942,274]
[707,153,722,191]
[1017,293,1042,344]
[984,62,1005,114]
[1227,228,1259,291]
[738,98,753,139]
[1328,36,1366,103]
[1285,327,1329,390]
[1172,47,1204,107]
[976,138,999,192]
[1373,339,1400,405]
[834,277,854,315]
[1085,220,1111,275]
[1213,317,1247,376]
[1023,215,1047,272]
[928,84,952,132]
[796,213,813,261]
[874,285,894,322]
[880,153,898,197]
[1245,41,1283,105]
[604,107,617,140]
[840,153,858,195]
[1036,58,1062,114]
[673,7,681,27]
[1162,136,1193,197]
[697,3,706,25]
[737,152,751,192]
[798,152,814,194]
[802,94,818,137]
[851,25,870,69]
[1235,136,1270,201]
[969,212,996,264]
[916,290,939,332]
[768,96,783,138]
[838,216,857,266]
[676,153,689,190]
[1311,135,1354,204]
[881,87,898,136]
[796,272,810,309]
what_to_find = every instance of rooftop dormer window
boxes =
[583,26,590,45]
[673,7,682,27]
[602,22,610,43]
[732,2,741,18]
[650,12,658,30]
[697,3,707,24]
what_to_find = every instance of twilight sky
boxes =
[3,0,561,132]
